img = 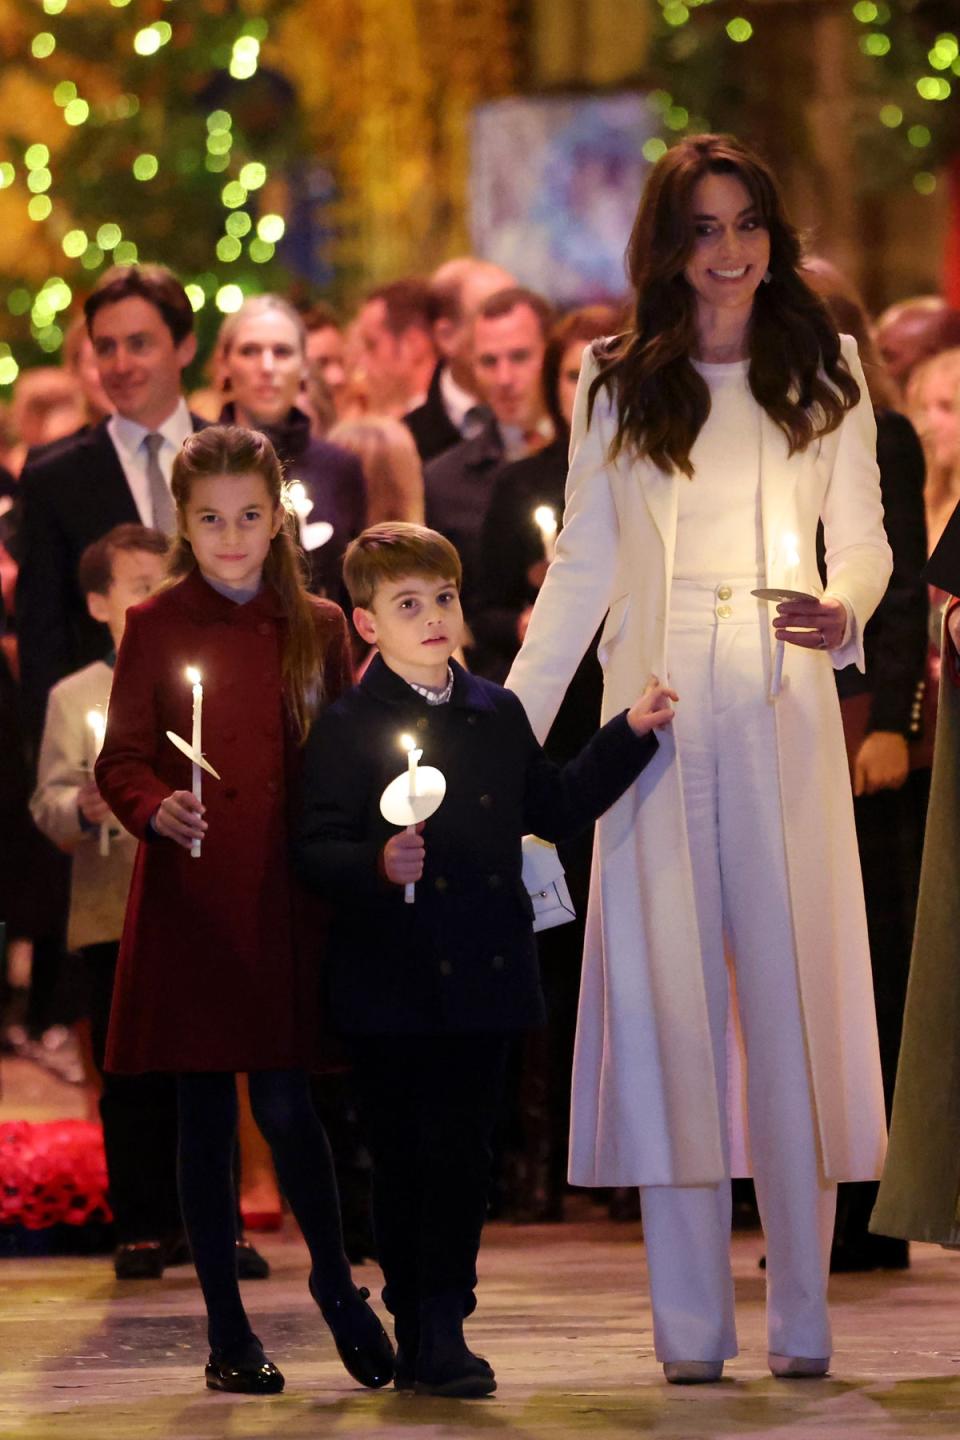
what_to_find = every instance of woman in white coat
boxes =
[507,135,891,1383]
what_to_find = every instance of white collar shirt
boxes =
[107,399,193,527]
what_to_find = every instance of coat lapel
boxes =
[635,460,678,576]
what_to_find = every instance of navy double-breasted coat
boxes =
[96,568,352,1073]
[295,654,657,1036]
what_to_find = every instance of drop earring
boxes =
[762,269,773,285]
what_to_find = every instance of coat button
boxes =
[258,622,272,636]
[466,715,477,726]
[491,955,505,970]
[479,794,493,809]
[717,584,732,601]
[488,874,501,889]
[266,779,279,795]
[434,876,448,892]
[416,717,429,732]
[224,787,238,800]
[716,604,732,620]
[439,960,453,976]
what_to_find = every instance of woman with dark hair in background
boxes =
[507,135,892,1382]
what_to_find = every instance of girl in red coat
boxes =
[96,425,394,1395]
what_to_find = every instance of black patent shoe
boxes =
[114,1241,165,1280]
[236,1238,271,1280]
[309,1275,395,1388]
[205,1336,284,1394]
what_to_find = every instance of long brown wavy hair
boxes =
[590,134,860,476]
[168,424,322,742]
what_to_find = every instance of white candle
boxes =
[186,666,203,859]
[533,504,558,563]
[400,733,423,902]
[85,708,110,857]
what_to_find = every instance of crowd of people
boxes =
[0,130,959,1399]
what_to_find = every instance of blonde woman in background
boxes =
[327,415,425,527]
[907,347,960,551]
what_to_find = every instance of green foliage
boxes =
[1,0,301,382]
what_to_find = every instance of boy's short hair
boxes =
[343,522,462,610]
[78,523,169,597]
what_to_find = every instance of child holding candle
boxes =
[296,521,677,1397]
[95,426,394,1395]
[30,523,181,1278]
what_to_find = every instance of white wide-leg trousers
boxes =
[639,578,836,1364]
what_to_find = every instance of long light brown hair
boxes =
[591,134,860,476]
[168,425,322,742]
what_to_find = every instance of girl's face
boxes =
[683,172,771,321]
[182,470,282,594]
[914,368,960,471]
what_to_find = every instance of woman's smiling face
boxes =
[683,171,771,318]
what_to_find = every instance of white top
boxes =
[107,398,193,528]
[673,358,764,586]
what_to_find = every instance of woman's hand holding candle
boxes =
[773,595,846,651]
[78,779,110,826]
[154,790,207,851]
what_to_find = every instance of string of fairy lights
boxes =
[646,1,959,198]
[0,0,296,389]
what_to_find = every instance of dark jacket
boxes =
[474,436,568,676]
[14,415,207,737]
[423,415,505,631]
[219,404,365,601]
[296,654,656,1036]
[826,409,929,736]
[404,363,464,464]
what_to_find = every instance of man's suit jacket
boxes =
[15,414,206,736]
[423,415,505,634]
[404,363,464,464]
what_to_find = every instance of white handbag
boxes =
[521,834,576,933]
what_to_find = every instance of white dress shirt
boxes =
[107,398,194,528]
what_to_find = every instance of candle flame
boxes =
[782,531,800,569]
[533,504,558,538]
[86,708,105,742]
[185,666,202,686]
[400,733,415,753]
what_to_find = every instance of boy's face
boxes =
[87,546,167,649]
[354,573,463,682]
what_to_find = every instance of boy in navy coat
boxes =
[296,522,675,1397]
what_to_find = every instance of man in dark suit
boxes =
[404,258,515,465]
[16,263,204,737]
[423,287,553,655]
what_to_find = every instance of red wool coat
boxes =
[96,568,352,1074]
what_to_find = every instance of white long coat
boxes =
[506,337,891,1188]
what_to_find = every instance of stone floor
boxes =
[2,1220,960,1440]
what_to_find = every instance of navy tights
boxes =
[176,1069,351,1352]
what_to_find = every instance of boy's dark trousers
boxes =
[349,1032,509,1331]
[84,941,182,1246]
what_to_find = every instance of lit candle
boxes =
[533,504,558,564]
[85,707,110,857]
[288,480,313,524]
[186,666,203,859]
[400,733,423,901]
[782,530,801,591]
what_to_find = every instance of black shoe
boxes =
[205,1335,284,1394]
[414,1294,497,1398]
[236,1239,271,1280]
[830,1237,910,1273]
[114,1241,165,1280]
[310,1275,395,1388]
